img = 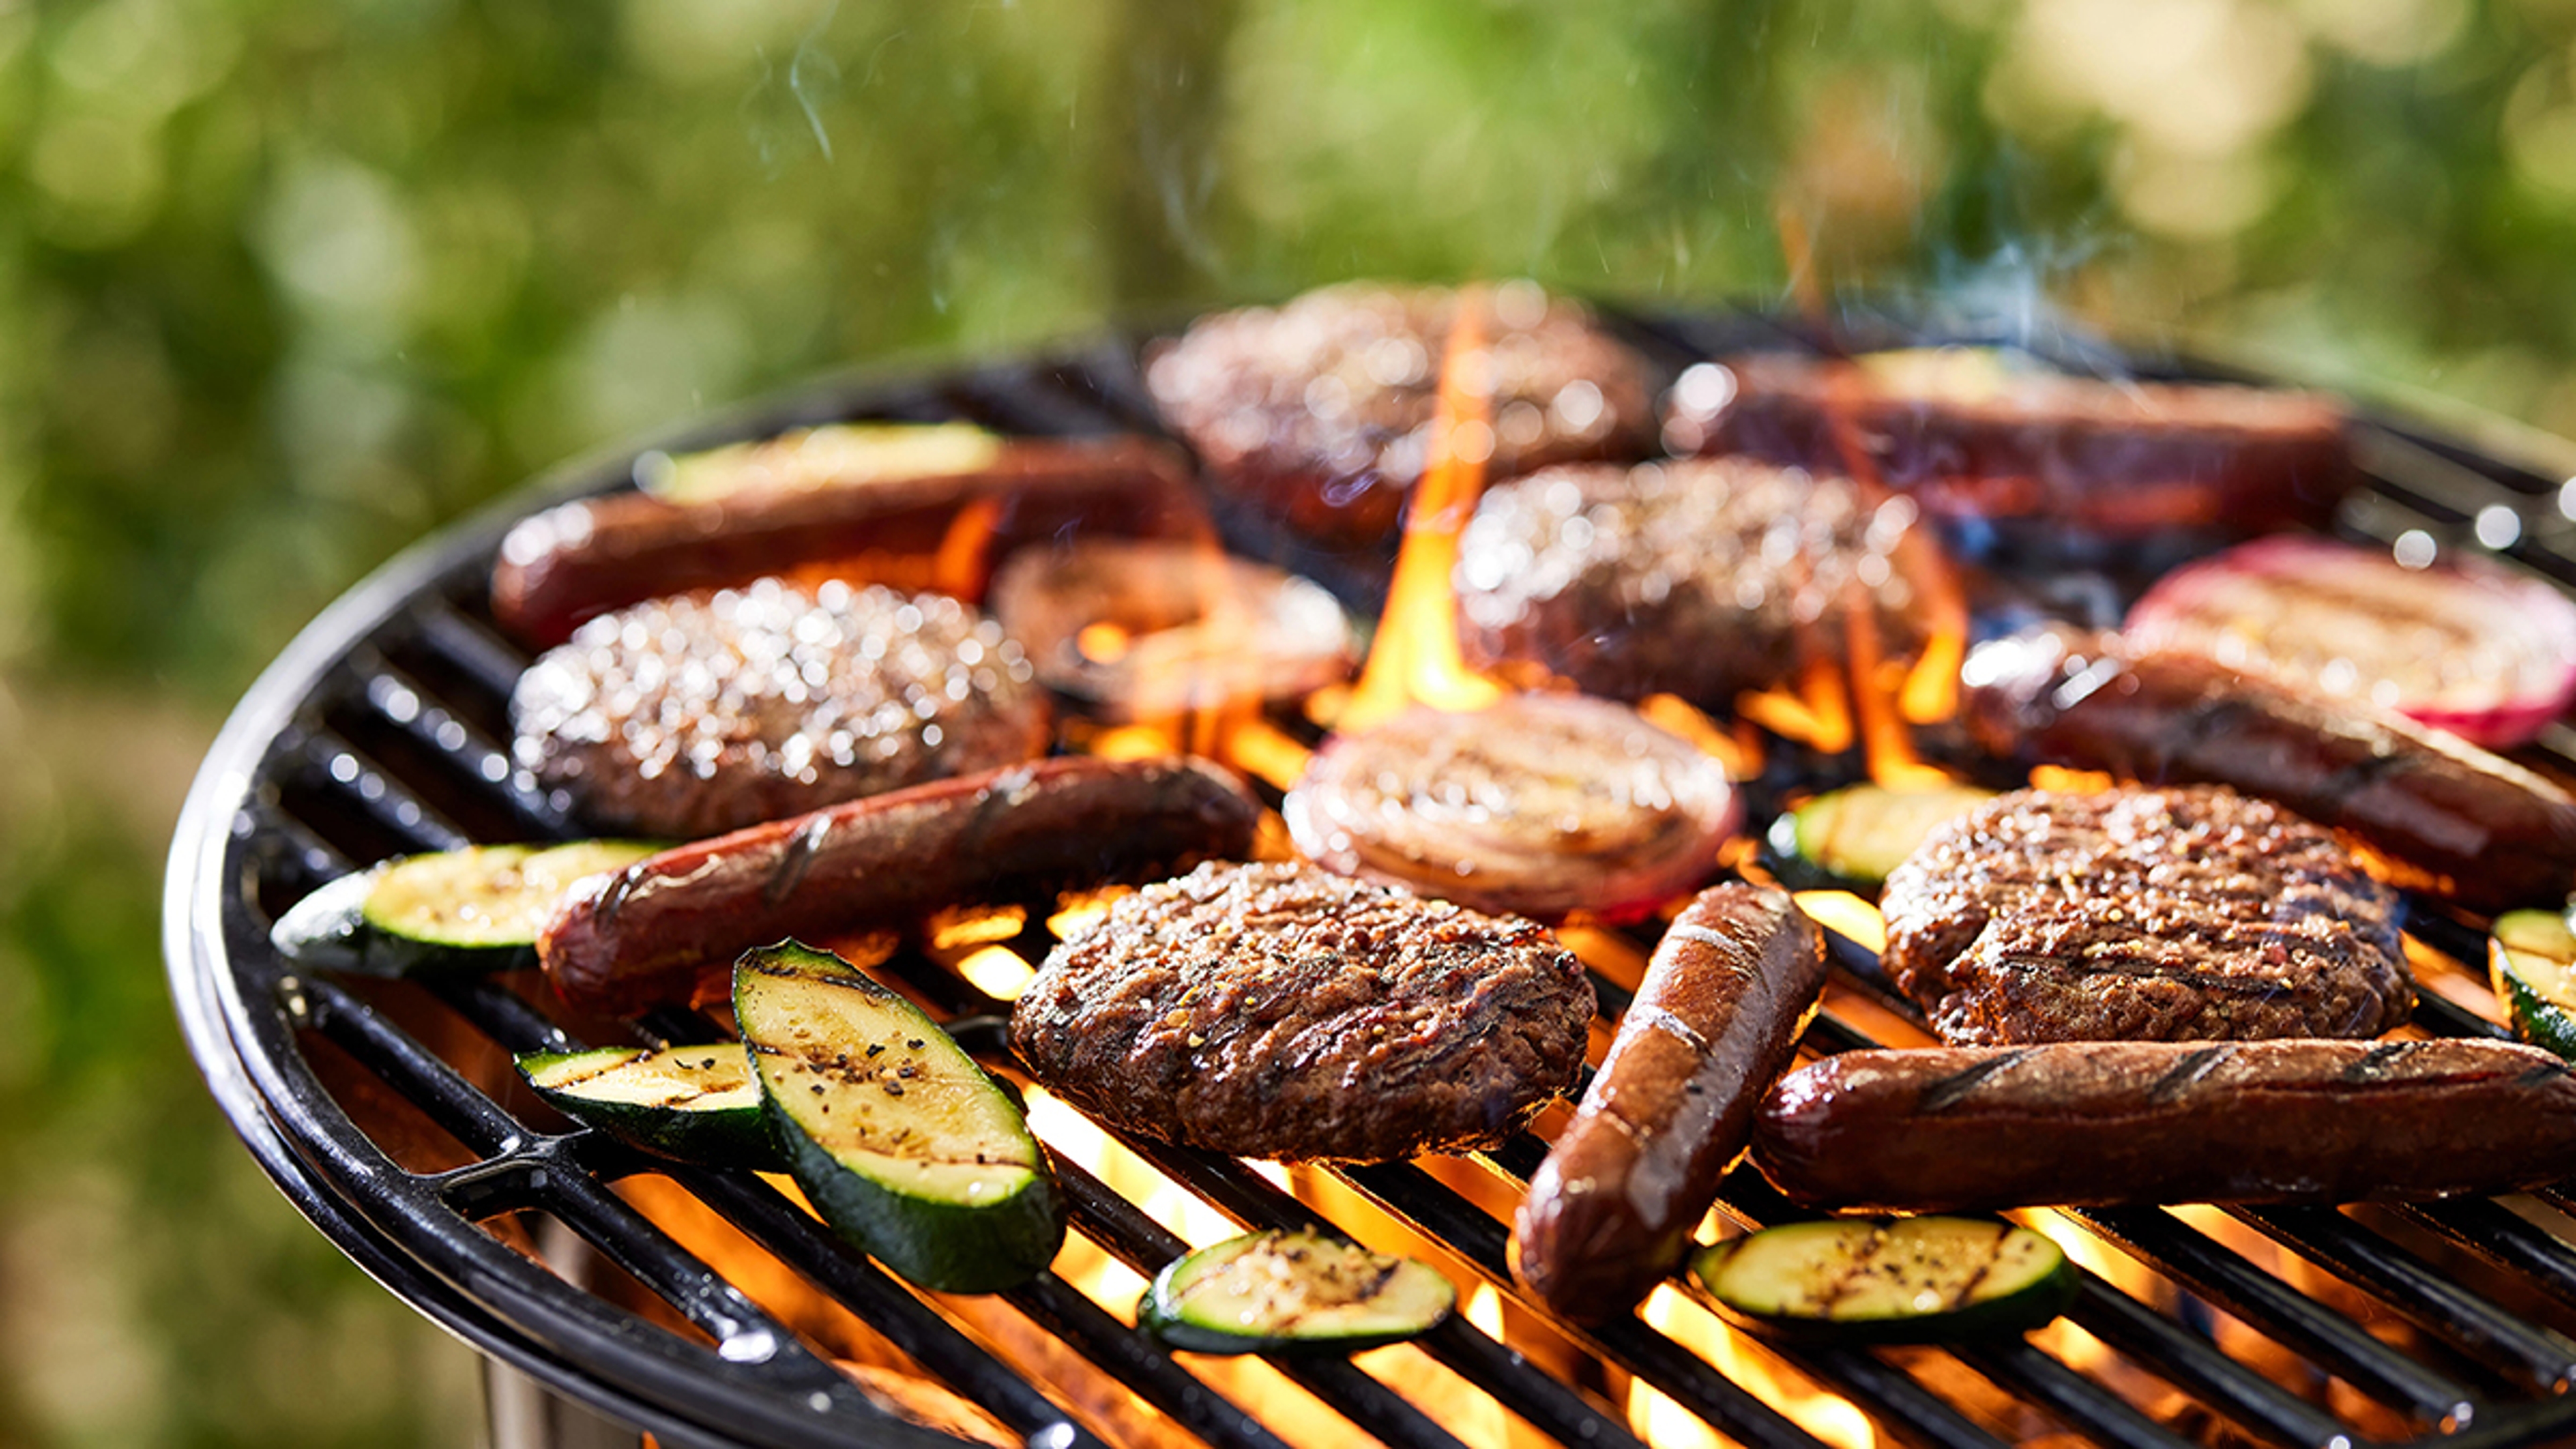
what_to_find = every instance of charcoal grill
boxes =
[165,307,2576,1449]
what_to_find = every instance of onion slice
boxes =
[988,540,1353,720]
[1285,692,1739,922]
[2125,534,2576,747]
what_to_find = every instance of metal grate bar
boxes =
[1946,1340,2194,1449]
[2234,1207,2576,1395]
[296,973,533,1157]
[2061,1280,2356,1449]
[2399,1199,2576,1313]
[1330,1162,1833,1449]
[1047,1157,1648,1449]
[276,725,472,853]
[1755,1344,2008,1449]
[351,651,571,839]
[405,591,538,706]
[2069,1207,2476,1426]
[1039,1157,1474,1449]
[995,1274,1283,1449]
[410,976,1123,1447]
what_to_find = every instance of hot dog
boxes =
[1509,883,1827,1322]
[492,437,1205,646]
[538,755,1263,1016]
[1961,627,2576,912]
[1754,1039,2576,1212]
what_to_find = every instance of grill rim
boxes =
[163,309,2576,1449]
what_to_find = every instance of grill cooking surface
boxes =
[165,311,2576,1449]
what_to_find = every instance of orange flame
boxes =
[1339,284,1505,734]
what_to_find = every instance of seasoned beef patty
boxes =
[512,578,1048,838]
[1144,280,1655,546]
[1455,456,1930,708]
[1011,861,1595,1162]
[1879,786,2412,1045]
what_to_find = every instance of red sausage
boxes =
[1510,883,1827,1321]
[1754,1038,2576,1212]
[1961,627,2576,911]
[539,755,1263,1016]
[492,437,1205,646]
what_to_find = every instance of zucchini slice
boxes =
[1690,1218,2076,1344]
[2492,909,2576,1060]
[272,841,659,976]
[515,1045,783,1170]
[735,941,1063,1293]
[1762,782,1996,892]
[1139,1230,1456,1356]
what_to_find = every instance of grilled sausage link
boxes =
[1754,1039,2576,1212]
[1962,627,2576,912]
[539,755,1263,1016]
[492,437,1204,646]
[1510,883,1827,1321]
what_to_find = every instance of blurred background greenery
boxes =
[5,0,2576,1442]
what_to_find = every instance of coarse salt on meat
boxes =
[511,578,1046,839]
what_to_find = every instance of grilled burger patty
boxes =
[1144,280,1655,546]
[1454,457,1928,709]
[512,578,1049,838]
[1879,786,2411,1045]
[1010,861,1596,1163]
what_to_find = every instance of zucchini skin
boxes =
[738,942,1064,1294]
[1138,1231,1454,1356]
[270,869,379,972]
[272,841,659,977]
[2491,910,2576,1061]
[1690,1218,2076,1344]
[516,1046,784,1171]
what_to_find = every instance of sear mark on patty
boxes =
[1879,785,2412,1046]
[1010,861,1596,1163]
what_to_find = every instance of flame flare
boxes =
[1339,284,1505,734]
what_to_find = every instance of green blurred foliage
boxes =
[1,0,2574,1442]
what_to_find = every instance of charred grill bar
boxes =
[166,310,2576,1449]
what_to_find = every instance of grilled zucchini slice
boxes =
[272,841,659,976]
[1690,1218,2076,1343]
[735,941,1063,1293]
[515,1045,782,1170]
[1139,1230,1455,1356]
[2492,909,2576,1060]
[1762,782,1996,892]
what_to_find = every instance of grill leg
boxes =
[480,1358,644,1449]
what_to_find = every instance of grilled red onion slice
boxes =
[1284,693,1739,922]
[987,540,1352,720]
[2125,534,2576,747]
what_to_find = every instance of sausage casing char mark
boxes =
[1961,627,2576,912]
[491,437,1205,646]
[1510,882,1827,1322]
[1753,1038,2576,1212]
[537,755,1263,1016]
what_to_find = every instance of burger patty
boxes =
[1879,786,2412,1045]
[1143,280,1655,546]
[511,578,1049,838]
[1011,861,1596,1162]
[1454,457,1928,708]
